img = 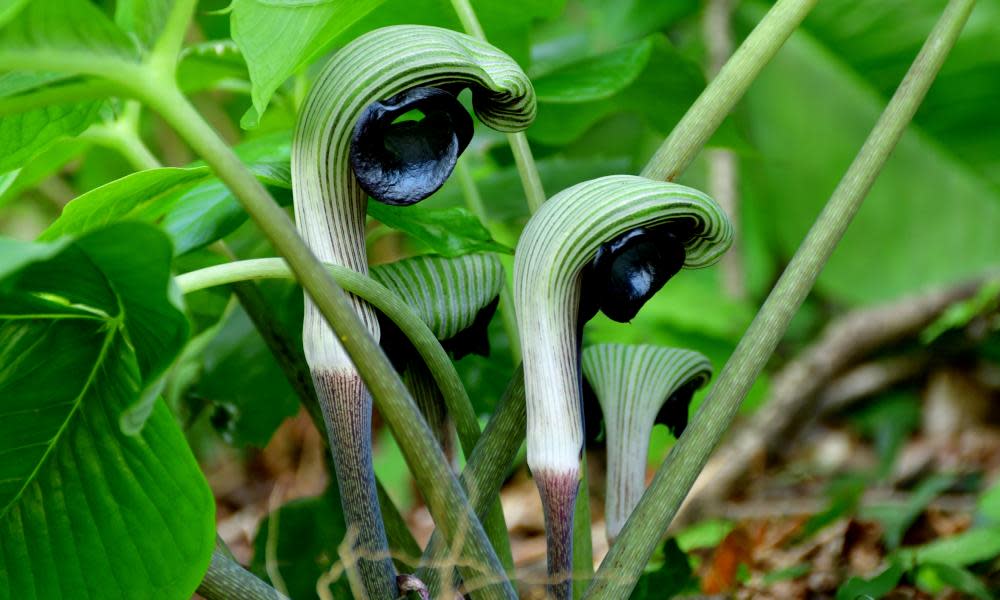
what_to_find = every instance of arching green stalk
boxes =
[514,175,732,599]
[586,0,977,596]
[292,25,533,597]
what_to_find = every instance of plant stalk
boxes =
[640,0,818,182]
[448,0,546,214]
[198,544,289,600]
[144,82,514,598]
[418,367,527,595]
[586,0,978,596]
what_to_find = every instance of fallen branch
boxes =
[673,278,985,528]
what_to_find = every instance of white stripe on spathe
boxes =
[582,343,711,541]
[371,253,504,342]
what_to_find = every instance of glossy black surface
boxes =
[375,296,498,369]
[350,87,473,205]
[580,225,687,324]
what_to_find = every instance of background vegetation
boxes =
[1,0,998,598]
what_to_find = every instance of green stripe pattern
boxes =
[370,252,504,342]
[292,24,535,373]
[513,175,732,476]
[581,343,711,541]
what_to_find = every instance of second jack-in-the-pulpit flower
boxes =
[581,343,712,543]
[292,24,534,599]
[514,175,732,598]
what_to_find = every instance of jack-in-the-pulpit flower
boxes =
[514,174,732,599]
[292,24,534,599]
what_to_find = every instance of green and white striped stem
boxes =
[292,26,533,597]
[581,344,711,542]
[514,175,732,598]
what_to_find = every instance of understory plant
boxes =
[0,0,983,599]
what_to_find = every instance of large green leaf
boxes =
[40,167,211,241]
[528,35,705,145]
[231,0,386,125]
[0,73,104,173]
[531,36,653,103]
[798,0,1000,186]
[332,0,565,70]
[0,0,139,64]
[367,201,512,257]
[115,0,173,49]
[743,1,1000,304]
[0,223,212,600]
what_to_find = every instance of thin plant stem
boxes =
[81,101,161,171]
[418,367,526,596]
[571,453,593,600]
[641,0,818,182]
[585,0,978,596]
[448,0,547,214]
[140,80,514,597]
[198,544,289,600]
[456,158,522,363]
[177,258,517,593]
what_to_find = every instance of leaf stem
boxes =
[148,0,196,78]
[586,0,978,596]
[80,101,161,171]
[640,0,818,181]
[198,545,289,600]
[456,158,522,363]
[448,0,547,214]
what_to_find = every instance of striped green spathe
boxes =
[293,24,535,373]
[514,175,732,475]
[582,343,711,541]
[370,252,504,341]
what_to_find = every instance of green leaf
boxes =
[630,539,695,599]
[849,392,920,479]
[177,40,250,94]
[976,479,1000,524]
[742,1,1000,304]
[532,37,654,103]
[835,560,904,600]
[231,0,386,124]
[0,73,104,173]
[370,253,504,341]
[195,302,300,448]
[914,562,992,600]
[0,223,212,600]
[862,474,956,550]
[39,167,212,241]
[332,0,565,69]
[0,137,90,210]
[0,0,28,29]
[115,0,173,48]
[367,201,512,257]
[251,488,352,600]
[799,0,1000,188]
[528,35,704,145]
[0,0,139,64]
[906,527,1000,567]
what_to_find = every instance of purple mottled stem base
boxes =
[315,370,397,599]
[537,469,580,600]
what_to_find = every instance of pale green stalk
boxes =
[449,0,547,213]
[585,0,978,596]
[641,0,818,181]
[456,158,522,363]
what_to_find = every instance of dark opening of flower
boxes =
[579,225,687,323]
[350,86,474,206]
